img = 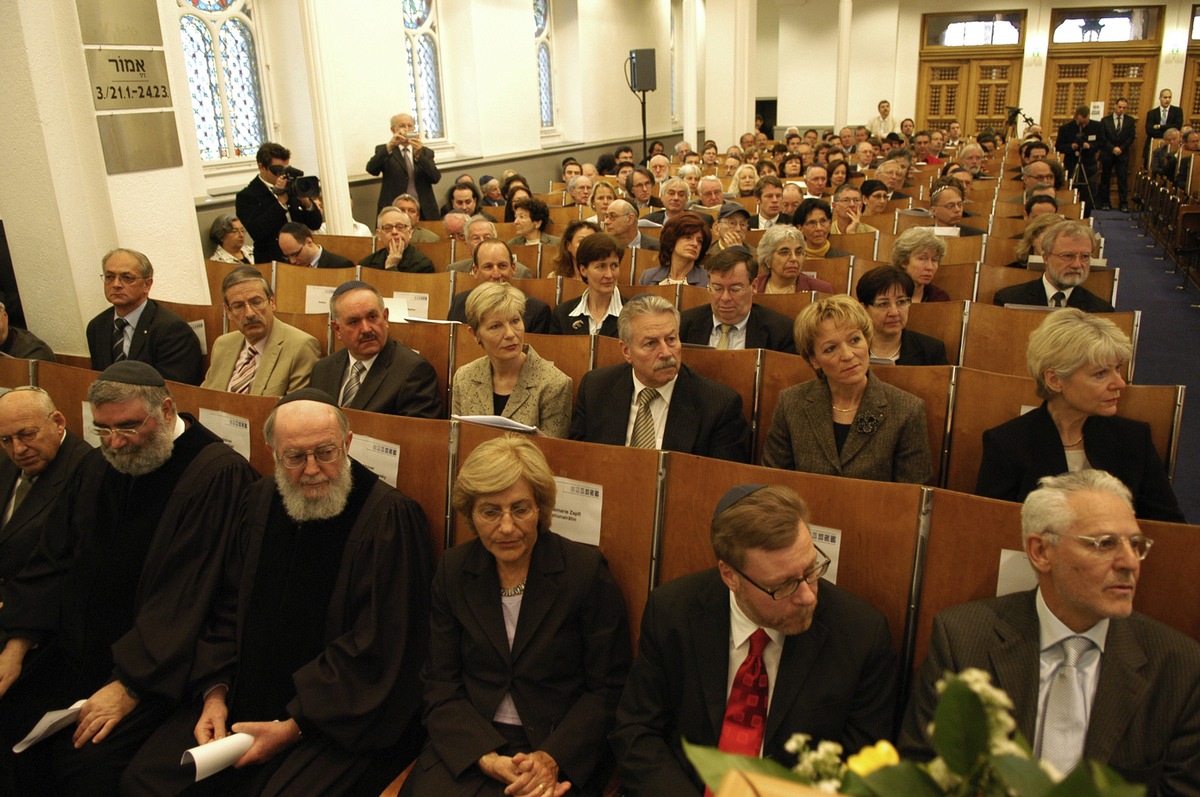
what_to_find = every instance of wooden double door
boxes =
[917,56,1023,134]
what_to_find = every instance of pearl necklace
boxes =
[500,580,527,598]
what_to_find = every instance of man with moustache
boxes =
[202,266,322,396]
[611,484,897,795]
[0,362,255,796]
[901,471,1200,792]
[993,221,1114,311]
[569,296,750,462]
[310,281,442,418]
[121,390,433,796]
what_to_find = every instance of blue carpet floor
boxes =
[1092,208,1199,523]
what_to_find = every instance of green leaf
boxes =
[681,738,805,792]
[861,761,944,797]
[1045,760,1102,797]
[992,754,1054,797]
[931,679,990,776]
[838,770,879,797]
[1086,761,1146,797]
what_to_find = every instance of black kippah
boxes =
[331,280,372,299]
[713,483,769,520]
[274,387,338,408]
[97,361,166,386]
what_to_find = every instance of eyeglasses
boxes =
[0,413,53,448]
[871,297,912,311]
[281,249,304,261]
[803,218,831,228]
[708,283,749,296]
[1049,252,1092,265]
[102,273,144,285]
[933,201,965,211]
[1045,531,1154,560]
[379,223,411,233]
[730,547,832,600]
[474,502,538,526]
[92,414,152,440]
[833,197,862,205]
[227,296,269,315]
[277,444,343,469]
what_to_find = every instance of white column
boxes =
[834,0,853,130]
[681,0,700,153]
[703,0,756,148]
[297,1,353,235]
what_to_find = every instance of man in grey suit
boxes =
[569,295,749,462]
[901,470,1200,792]
[994,221,1115,312]
[310,281,442,417]
[0,387,97,604]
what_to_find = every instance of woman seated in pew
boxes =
[732,163,760,198]
[504,185,533,224]
[860,179,890,216]
[546,219,601,279]
[550,233,623,337]
[762,294,933,484]
[208,213,253,264]
[976,309,1183,522]
[639,212,712,287]
[927,179,987,236]
[453,282,573,438]
[891,226,949,302]
[828,159,851,193]
[401,436,630,797]
[753,225,835,294]
[796,198,853,259]
[1003,212,1065,269]
[509,196,562,247]
[586,182,619,226]
[854,266,949,366]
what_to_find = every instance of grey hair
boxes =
[0,385,57,415]
[890,227,946,268]
[376,206,412,228]
[467,216,498,238]
[1025,307,1132,400]
[220,265,274,303]
[87,378,171,416]
[263,400,350,448]
[1021,470,1133,545]
[660,176,691,202]
[617,294,679,346]
[678,164,702,181]
[329,283,385,323]
[208,214,239,245]
[102,248,153,279]
[756,224,806,267]
[1039,220,1098,258]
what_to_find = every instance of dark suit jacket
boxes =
[993,279,1115,312]
[569,363,750,463]
[312,248,356,270]
[1101,114,1137,158]
[631,234,661,252]
[309,339,442,418]
[1055,119,1103,171]
[358,246,435,273]
[678,304,796,354]
[643,210,714,228]
[976,402,1183,522]
[406,533,630,796]
[365,143,442,220]
[448,289,551,334]
[900,590,1200,795]
[0,328,56,362]
[748,213,792,230]
[0,433,97,602]
[1145,105,1184,140]
[611,569,897,795]
[761,372,932,484]
[234,176,323,264]
[86,299,204,385]
[549,295,619,337]
[896,328,949,366]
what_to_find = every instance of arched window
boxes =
[176,0,267,162]
[404,0,446,140]
[534,0,555,128]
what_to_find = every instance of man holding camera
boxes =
[366,113,442,220]
[236,142,323,264]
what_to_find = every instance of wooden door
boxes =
[917,57,1022,133]
[1184,47,1200,133]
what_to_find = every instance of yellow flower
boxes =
[846,740,900,777]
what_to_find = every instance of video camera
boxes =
[269,164,321,200]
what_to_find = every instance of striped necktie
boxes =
[341,360,366,407]
[716,324,732,350]
[112,317,129,362]
[228,345,259,394]
[629,388,660,449]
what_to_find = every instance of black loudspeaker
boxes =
[630,49,657,92]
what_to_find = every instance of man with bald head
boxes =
[648,154,671,184]
[604,200,659,251]
[0,387,97,605]
[122,390,433,796]
[366,112,442,218]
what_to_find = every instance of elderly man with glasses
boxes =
[358,206,435,273]
[901,470,1200,792]
[0,361,256,795]
[993,220,1114,312]
[86,248,204,385]
[121,388,432,797]
[612,483,897,795]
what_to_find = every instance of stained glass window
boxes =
[176,0,266,161]
[403,1,446,139]
[534,0,554,128]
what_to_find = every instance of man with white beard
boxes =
[0,361,256,796]
[121,389,433,797]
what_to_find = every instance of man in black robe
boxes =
[122,389,433,797]
[0,361,256,796]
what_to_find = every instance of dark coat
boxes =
[678,304,796,354]
[86,299,205,385]
[993,279,1115,312]
[365,143,442,220]
[310,339,443,418]
[235,176,323,264]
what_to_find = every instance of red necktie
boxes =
[705,629,770,796]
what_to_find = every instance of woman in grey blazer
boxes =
[762,294,932,483]
[453,282,573,438]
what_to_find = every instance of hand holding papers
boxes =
[181,733,254,781]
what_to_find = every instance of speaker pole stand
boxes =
[639,90,648,162]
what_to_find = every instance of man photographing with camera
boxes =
[366,113,441,219]
[1055,105,1103,211]
[236,142,324,264]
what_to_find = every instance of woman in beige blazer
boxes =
[453,282,573,438]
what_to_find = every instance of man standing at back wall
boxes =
[367,113,442,219]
